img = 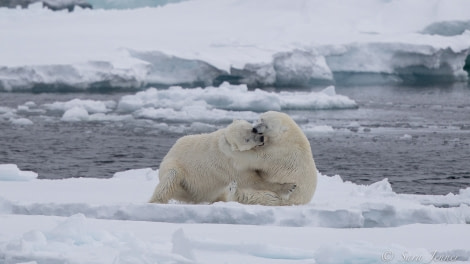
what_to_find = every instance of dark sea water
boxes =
[1,84,469,195]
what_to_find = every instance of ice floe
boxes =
[1,164,469,263]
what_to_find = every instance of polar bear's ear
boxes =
[230,143,239,151]
[224,132,239,151]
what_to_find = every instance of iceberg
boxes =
[1,0,470,91]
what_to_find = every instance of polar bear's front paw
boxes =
[228,180,238,194]
[225,180,238,201]
[278,183,297,199]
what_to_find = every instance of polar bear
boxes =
[225,111,318,205]
[149,119,296,204]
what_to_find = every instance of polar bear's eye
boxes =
[245,138,250,143]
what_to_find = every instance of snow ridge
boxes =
[1,167,469,229]
[4,199,470,228]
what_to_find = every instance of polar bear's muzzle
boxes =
[253,131,265,146]
[252,123,267,134]
[252,123,267,146]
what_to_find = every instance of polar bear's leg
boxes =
[149,169,179,203]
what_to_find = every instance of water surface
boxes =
[1,84,469,195]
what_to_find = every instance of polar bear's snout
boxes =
[252,123,267,134]
[251,132,265,146]
[252,123,267,146]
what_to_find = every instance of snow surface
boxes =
[1,165,469,263]
[1,82,356,134]
[1,0,470,91]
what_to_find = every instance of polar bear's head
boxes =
[225,120,265,151]
[252,111,297,142]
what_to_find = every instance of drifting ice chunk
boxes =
[10,118,34,125]
[279,86,357,110]
[301,125,335,137]
[117,82,357,119]
[45,98,115,114]
[61,107,89,122]
[399,134,413,140]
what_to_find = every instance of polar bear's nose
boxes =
[260,136,264,142]
[252,123,267,134]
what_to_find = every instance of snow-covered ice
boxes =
[1,0,470,91]
[1,165,469,263]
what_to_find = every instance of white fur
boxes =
[226,111,318,205]
[149,120,293,204]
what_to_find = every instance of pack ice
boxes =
[2,82,356,134]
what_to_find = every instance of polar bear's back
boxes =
[162,130,221,164]
[157,129,233,203]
